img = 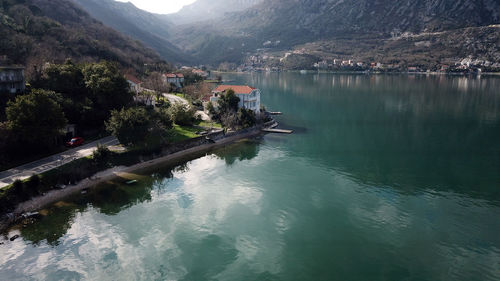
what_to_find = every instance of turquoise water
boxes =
[1,73,499,280]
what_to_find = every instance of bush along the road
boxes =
[0,146,114,215]
[0,141,169,215]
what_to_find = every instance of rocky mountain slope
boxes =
[59,0,500,68]
[0,0,163,77]
[294,25,500,69]
[165,0,262,25]
[72,0,192,63]
[170,0,500,66]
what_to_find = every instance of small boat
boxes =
[126,180,138,185]
[21,212,41,219]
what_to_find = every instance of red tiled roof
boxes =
[213,85,256,95]
[202,94,212,102]
[124,74,141,84]
[164,73,184,78]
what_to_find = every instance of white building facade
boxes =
[211,85,261,113]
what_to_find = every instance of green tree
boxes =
[105,107,151,146]
[34,60,87,100]
[92,144,112,168]
[6,89,67,148]
[152,107,173,130]
[206,101,219,121]
[168,103,196,126]
[218,89,240,113]
[0,121,16,164]
[237,108,256,128]
[32,60,92,125]
[182,72,203,86]
[82,62,132,120]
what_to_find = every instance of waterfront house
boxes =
[0,66,25,94]
[163,73,184,88]
[124,74,142,94]
[211,85,261,113]
[192,69,208,78]
[134,93,156,107]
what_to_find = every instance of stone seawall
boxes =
[0,123,271,233]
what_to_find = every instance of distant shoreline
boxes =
[212,70,500,76]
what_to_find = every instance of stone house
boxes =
[0,66,25,94]
[163,73,185,88]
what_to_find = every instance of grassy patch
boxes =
[168,124,201,142]
[196,120,222,128]
[173,93,186,99]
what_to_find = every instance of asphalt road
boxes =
[0,136,119,188]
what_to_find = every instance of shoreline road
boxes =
[0,136,119,188]
[163,93,189,106]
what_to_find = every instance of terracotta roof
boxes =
[124,74,141,84]
[202,94,212,102]
[164,73,184,78]
[213,85,256,95]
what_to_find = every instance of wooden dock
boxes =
[262,128,293,134]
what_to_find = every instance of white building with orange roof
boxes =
[124,74,142,93]
[211,85,261,113]
[162,73,185,88]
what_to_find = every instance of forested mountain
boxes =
[164,0,262,25]
[0,0,164,78]
[72,0,192,63]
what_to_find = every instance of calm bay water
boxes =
[1,73,499,280]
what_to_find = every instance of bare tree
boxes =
[183,82,212,101]
[143,72,171,94]
[143,72,171,104]
[220,112,238,130]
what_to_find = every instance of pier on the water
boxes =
[263,112,293,134]
[262,128,293,134]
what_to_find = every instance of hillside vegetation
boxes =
[0,0,163,78]
[72,0,192,64]
[164,0,262,25]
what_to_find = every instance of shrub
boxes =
[11,179,27,201]
[153,107,173,130]
[106,107,151,146]
[168,103,196,126]
[92,144,112,168]
[237,108,257,128]
[25,175,41,197]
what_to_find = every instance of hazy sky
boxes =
[115,0,197,14]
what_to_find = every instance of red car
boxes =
[66,137,84,147]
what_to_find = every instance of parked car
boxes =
[66,137,84,147]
